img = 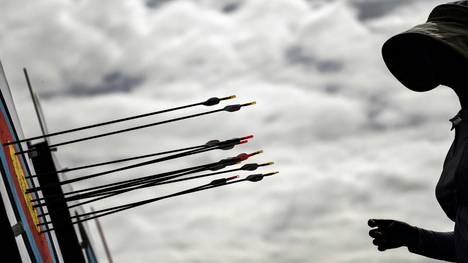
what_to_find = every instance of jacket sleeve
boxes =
[407,228,456,262]
[454,204,468,262]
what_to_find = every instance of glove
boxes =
[368,219,419,251]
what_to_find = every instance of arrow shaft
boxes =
[38,167,242,217]
[28,144,224,193]
[47,108,224,149]
[39,178,247,232]
[28,143,207,179]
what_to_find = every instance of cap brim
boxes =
[382,32,441,92]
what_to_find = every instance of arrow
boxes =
[36,162,274,216]
[39,171,279,232]
[16,101,255,154]
[6,95,237,146]
[26,138,253,194]
[26,135,253,179]
[31,149,262,205]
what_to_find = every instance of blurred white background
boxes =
[0,0,461,262]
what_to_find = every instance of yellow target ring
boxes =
[8,144,41,232]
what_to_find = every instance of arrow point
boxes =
[221,95,236,100]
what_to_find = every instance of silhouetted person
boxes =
[368,2,468,262]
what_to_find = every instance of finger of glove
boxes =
[377,246,387,252]
[369,229,383,238]
[368,219,392,228]
[372,238,385,246]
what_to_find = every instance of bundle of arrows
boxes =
[5,95,279,233]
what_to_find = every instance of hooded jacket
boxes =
[407,108,468,262]
[382,1,468,262]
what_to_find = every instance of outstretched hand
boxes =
[368,219,419,251]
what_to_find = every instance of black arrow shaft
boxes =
[68,163,208,196]
[39,167,242,217]
[46,108,225,149]
[28,143,207,179]
[32,165,208,208]
[31,157,223,203]
[39,178,247,232]
[17,101,253,154]
[39,183,213,228]
[6,95,240,146]
[9,102,204,146]
[68,166,241,202]
[63,166,211,202]
[28,144,224,193]
[62,153,244,199]
[72,179,246,224]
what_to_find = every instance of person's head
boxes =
[382,3,468,95]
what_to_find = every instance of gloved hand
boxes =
[368,219,419,251]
